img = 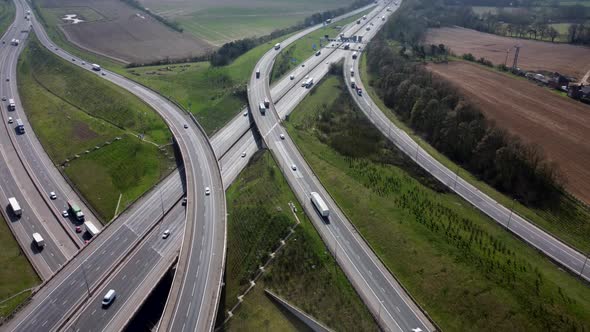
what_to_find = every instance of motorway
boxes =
[0,0,83,280]
[247,2,436,332]
[5,0,226,330]
[3,3,378,331]
[345,52,590,282]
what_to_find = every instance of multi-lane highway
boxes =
[0,0,82,279]
[247,2,436,332]
[5,0,226,330]
[4,2,377,331]
[345,51,590,282]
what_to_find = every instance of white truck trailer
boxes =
[84,221,100,237]
[274,43,281,50]
[33,233,44,248]
[8,98,15,111]
[91,64,101,71]
[310,192,330,218]
[8,197,21,216]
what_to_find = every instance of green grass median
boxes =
[221,150,376,331]
[18,34,176,221]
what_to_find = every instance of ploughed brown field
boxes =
[427,61,590,204]
[425,27,590,81]
[40,0,212,64]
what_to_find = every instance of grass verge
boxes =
[360,52,590,255]
[0,215,39,319]
[18,34,176,221]
[123,34,290,135]
[284,73,590,331]
[221,150,376,331]
[0,0,15,37]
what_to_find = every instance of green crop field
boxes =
[18,34,176,221]
[270,9,371,83]
[221,150,376,331]
[284,73,590,331]
[0,215,39,319]
[142,0,357,46]
[0,0,14,37]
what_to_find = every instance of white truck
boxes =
[8,98,16,111]
[16,119,25,134]
[10,39,19,46]
[274,43,281,50]
[350,67,355,77]
[91,64,101,71]
[382,16,386,21]
[351,78,356,89]
[352,52,358,59]
[310,192,330,218]
[84,221,100,237]
[259,102,266,114]
[304,77,314,88]
[8,197,21,216]
[33,233,44,248]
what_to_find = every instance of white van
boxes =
[102,289,116,307]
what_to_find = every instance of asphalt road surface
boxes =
[247,2,435,332]
[345,53,590,282]
[7,0,226,330]
[0,0,79,279]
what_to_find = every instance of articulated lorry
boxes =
[8,197,21,216]
[68,200,85,221]
[310,192,330,218]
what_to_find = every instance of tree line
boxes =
[365,6,563,205]
[210,0,373,66]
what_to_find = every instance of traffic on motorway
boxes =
[2,0,588,330]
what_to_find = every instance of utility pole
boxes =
[503,48,511,67]
[512,45,521,71]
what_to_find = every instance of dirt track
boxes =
[425,27,590,81]
[428,61,590,204]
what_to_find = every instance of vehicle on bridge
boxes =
[91,64,101,71]
[259,102,266,114]
[274,43,281,50]
[84,221,100,237]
